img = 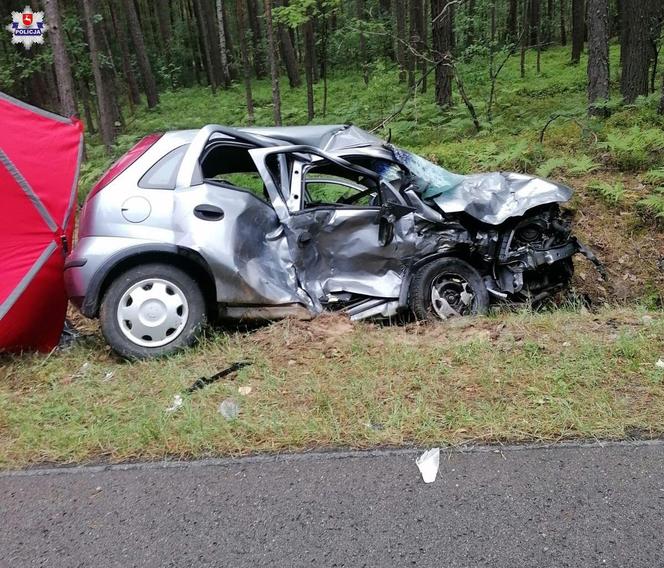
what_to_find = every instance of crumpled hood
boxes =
[430,172,573,225]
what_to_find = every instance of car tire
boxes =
[100,263,207,359]
[410,257,490,322]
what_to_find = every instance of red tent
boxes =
[0,92,83,352]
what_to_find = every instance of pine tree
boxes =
[265,0,282,125]
[587,0,610,115]
[43,0,76,117]
[81,0,115,151]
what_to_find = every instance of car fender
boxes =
[80,244,215,317]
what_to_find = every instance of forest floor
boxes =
[1,44,663,469]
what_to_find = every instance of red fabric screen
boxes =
[0,92,83,352]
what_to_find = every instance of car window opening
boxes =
[302,162,379,209]
[201,144,269,202]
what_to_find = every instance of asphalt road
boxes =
[2,441,664,567]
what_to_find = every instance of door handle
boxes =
[194,204,224,221]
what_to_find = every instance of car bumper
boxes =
[65,236,159,317]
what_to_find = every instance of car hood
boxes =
[429,172,573,225]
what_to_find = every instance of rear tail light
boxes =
[86,133,163,201]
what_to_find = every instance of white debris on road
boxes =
[416,448,440,484]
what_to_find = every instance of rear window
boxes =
[87,133,163,200]
[139,145,188,190]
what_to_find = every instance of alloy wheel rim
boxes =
[430,273,475,319]
[117,278,189,348]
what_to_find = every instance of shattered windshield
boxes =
[389,146,466,199]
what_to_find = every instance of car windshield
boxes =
[389,146,466,199]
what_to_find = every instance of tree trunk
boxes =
[99,18,124,127]
[155,0,171,47]
[466,0,475,45]
[658,73,664,114]
[536,1,542,72]
[529,0,540,45]
[507,0,518,41]
[648,2,664,93]
[109,2,141,108]
[619,0,652,103]
[265,0,282,125]
[43,0,77,117]
[193,0,218,93]
[587,0,610,115]
[303,20,316,121]
[276,0,301,88]
[544,0,554,45]
[203,0,224,89]
[77,76,96,134]
[236,0,255,124]
[571,0,584,64]
[521,0,528,77]
[394,0,407,82]
[81,0,115,152]
[215,0,231,87]
[123,0,159,108]
[320,15,329,116]
[431,0,453,108]
[247,0,267,79]
[560,0,567,44]
[357,0,369,85]
[409,0,425,88]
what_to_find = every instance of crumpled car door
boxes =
[250,146,418,311]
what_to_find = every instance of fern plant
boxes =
[567,155,601,175]
[587,180,625,206]
[642,168,664,185]
[536,157,567,178]
[600,127,664,170]
[637,188,664,220]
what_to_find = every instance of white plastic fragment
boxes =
[165,394,183,413]
[416,448,440,484]
[102,371,115,382]
[218,398,240,420]
[238,386,252,396]
[71,362,90,380]
[656,359,664,370]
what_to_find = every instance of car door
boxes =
[171,126,306,307]
[250,146,418,309]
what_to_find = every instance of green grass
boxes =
[1,308,663,469]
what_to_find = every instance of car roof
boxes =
[163,124,386,153]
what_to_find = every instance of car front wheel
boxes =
[100,263,206,359]
[410,257,490,321]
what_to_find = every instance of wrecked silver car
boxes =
[65,124,601,358]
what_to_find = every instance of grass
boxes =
[1,308,663,469]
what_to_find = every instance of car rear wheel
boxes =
[100,263,206,359]
[410,258,490,322]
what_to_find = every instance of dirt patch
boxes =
[568,176,664,306]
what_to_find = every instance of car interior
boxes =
[200,143,269,202]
